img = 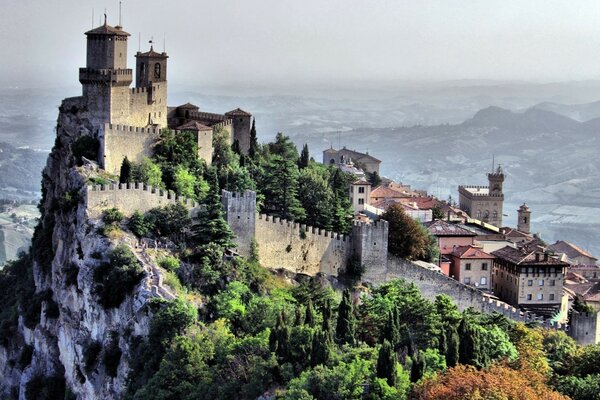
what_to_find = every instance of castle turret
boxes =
[517,203,531,234]
[225,108,252,155]
[488,165,505,195]
[135,46,168,87]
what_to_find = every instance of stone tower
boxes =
[134,46,169,126]
[225,109,252,155]
[79,15,132,126]
[488,165,505,195]
[517,203,531,234]
[221,190,257,257]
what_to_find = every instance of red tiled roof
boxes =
[424,220,477,237]
[225,108,252,117]
[137,47,167,58]
[370,185,409,199]
[451,245,495,259]
[353,179,371,185]
[492,246,568,266]
[85,23,130,37]
[177,121,211,131]
[550,241,597,261]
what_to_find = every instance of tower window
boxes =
[523,217,528,224]
[154,63,161,78]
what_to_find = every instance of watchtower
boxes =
[488,165,505,195]
[225,109,252,155]
[135,46,168,87]
[517,203,531,234]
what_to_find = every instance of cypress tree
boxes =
[299,144,310,169]
[445,324,460,367]
[191,168,234,248]
[381,309,400,349]
[270,311,290,361]
[438,327,448,359]
[119,157,132,184]
[410,350,425,383]
[322,298,333,334]
[335,289,356,345]
[458,318,482,367]
[305,300,317,327]
[376,340,397,387]
[310,329,333,367]
[294,306,305,326]
[248,118,259,160]
[231,139,241,155]
[399,324,413,356]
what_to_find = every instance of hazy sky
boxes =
[4,0,600,89]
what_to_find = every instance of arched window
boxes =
[523,217,528,224]
[329,158,335,164]
[140,62,146,78]
[484,210,490,219]
[493,211,498,219]
[476,210,482,218]
[154,63,161,79]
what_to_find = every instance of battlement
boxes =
[104,123,162,135]
[212,119,233,131]
[458,185,503,198]
[86,182,200,219]
[188,110,228,123]
[79,67,133,86]
[130,85,161,95]
[257,213,350,242]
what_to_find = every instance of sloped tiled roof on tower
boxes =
[85,18,130,36]
[225,108,252,117]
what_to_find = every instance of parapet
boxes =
[103,123,162,135]
[86,182,199,208]
[257,213,350,242]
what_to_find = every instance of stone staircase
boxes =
[132,246,176,301]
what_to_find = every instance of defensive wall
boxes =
[85,183,199,219]
[569,310,600,346]
[222,190,388,277]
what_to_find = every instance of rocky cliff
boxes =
[0,99,158,399]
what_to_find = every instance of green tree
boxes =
[262,154,305,221]
[297,165,333,230]
[132,157,163,188]
[268,132,299,161]
[410,350,425,383]
[248,118,260,161]
[172,166,197,199]
[377,340,398,387]
[458,317,484,368]
[191,168,234,248]
[119,156,132,184]
[310,328,334,367]
[336,289,356,345]
[299,144,310,169]
[329,167,354,234]
[381,204,429,260]
[146,203,191,238]
[445,324,460,367]
[367,171,382,187]
[305,300,317,327]
[431,205,445,220]
[129,210,152,237]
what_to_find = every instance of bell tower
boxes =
[517,203,531,234]
[135,46,168,88]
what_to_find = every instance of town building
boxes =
[550,241,598,266]
[425,219,477,256]
[450,245,495,291]
[323,146,381,174]
[491,246,568,316]
[458,165,505,227]
[349,180,371,213]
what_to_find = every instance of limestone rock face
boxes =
[0,99,154,400]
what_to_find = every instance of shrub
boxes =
[25,374,66,400]
[84,340,102,373]
[102,207,124,225]
[158,256,180,272]
[94,244,145,309]
[129,210,153,238]
[56,190,81,213]
[103,333,122,378]
[71,135,99,165]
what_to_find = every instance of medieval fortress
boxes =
[71,19,594,340]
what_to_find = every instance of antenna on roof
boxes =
[104,9,107,25]
[491,154,495,173]
[163,33,166,52]
[119,1,122,26]
[138,33,141,51]
[92,9,94,28]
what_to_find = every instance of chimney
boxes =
[535,253,540,262]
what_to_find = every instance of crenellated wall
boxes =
[100,123,161,175]
[255,214,352,276]
[352,220,388,283]
[85,183,199,219]
[222,190,256,257]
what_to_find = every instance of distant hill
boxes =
[0,142,47,201]
[532,100,600,122]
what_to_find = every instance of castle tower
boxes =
[488,165,505,195]
[222,190,257,257]
[133,46,169,126]
[517,203,531,234]
[79,16,133,125]
[225,108,252,155]
[135,46,168,87]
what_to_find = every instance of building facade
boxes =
[492,246,568,316]
[323,146,381,174]
[458,166,505,227]
[349,180,371,213]
[450,245,495,291]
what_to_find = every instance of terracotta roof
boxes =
[370,198,402,210]
[353,179,371,185]
[337,148,381,163]
[550,241,597,262]
[85,23,130,37]
[424,220,477,237]
[137,47,167,58]
[402,196,436,210]
[502,227,533,239]
[225,108,252,117]
[177,102,200,110]
[177,121,211,131]
[491,246,568,266]
[451,245,495,259]
[370,185,409,199]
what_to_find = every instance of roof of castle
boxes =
[177,102,200,110]
[550,240,597,261]
[451,245,495,259]
[491,246,568,266]
[137,46,168,58]
[424,220,476,237]
[225,108,252,117]
[85,23,130,37]
[177,120,211,131]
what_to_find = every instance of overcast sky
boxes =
[3,0,600,89]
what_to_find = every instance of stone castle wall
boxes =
[101,124,161,175]
[255,214,352,276]
[569,311,600,345]
[85,183,198,219]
